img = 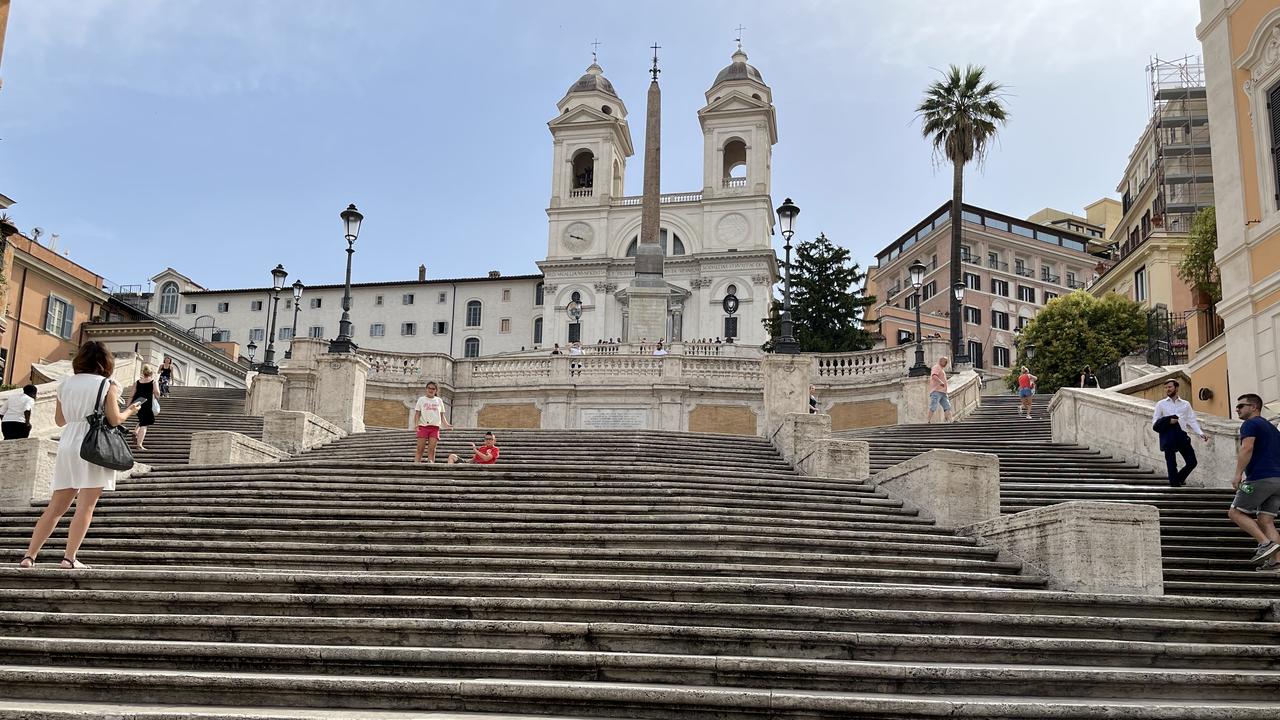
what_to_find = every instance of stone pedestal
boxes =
[0,438,57,506]
[281,367,317,414]
[961,501,1164,596]
[190,431,290,465]
[313,352,370,434]
[245,373,287,416]
[627,284,669,345]
[762,354,811,439]
[773,413,868,479]
[262,410,347,454]
[871,448,1000,528]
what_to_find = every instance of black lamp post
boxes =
[908,260,929,376]
[1025,343,1037,361]
[329,203,364,354]
[285,279,304,360]
[247,341,258,365]
[774,197,801,354]
[258,264,288,374]
[952,281,969,364]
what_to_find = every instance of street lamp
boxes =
[285,279,304,359]
[952,281,970,364]
[1025,343,1037,361]
[907,260,929,376]
[329,203,364,353]
[246,340,258,364]
[258,264,288,374]
[774,197,801,354]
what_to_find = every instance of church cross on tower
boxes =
[591,38,601,63]
[650,42,661,81]
[734,24,746,49]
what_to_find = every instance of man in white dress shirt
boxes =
[1152,380,1208,487]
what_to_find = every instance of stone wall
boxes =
[829,399,897,431]
[687,404,757,436]
[477,402,542,429]
[364,397,410,429]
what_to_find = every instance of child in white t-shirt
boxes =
[411,381,452,463]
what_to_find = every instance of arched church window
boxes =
[571,150,595,190]
[159,282,179,315]
[463,337,480,358]
[723,139,747,181]
[625,229,686,257]
[534,282,544,306]
[533,317,543,345]
[465,300,482,327]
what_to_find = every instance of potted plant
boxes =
[0,214,16,239]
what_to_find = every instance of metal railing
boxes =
[1041,272,1061,284]
[987,260,1008,272]
[1014,266,1034,278]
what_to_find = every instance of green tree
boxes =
[763,233,877,352]
[917,65,1010,359]
[1178,206,1220,304]
[1008,291,1146,393]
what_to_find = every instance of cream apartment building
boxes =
[866,201,1103,379]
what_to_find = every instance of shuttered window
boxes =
[1271,82,1280,208]
[44,296,74,339]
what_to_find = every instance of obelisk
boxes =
[628,43,670,341]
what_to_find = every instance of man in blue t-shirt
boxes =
[1229,393,1280,571]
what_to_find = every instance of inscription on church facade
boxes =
[580,407,649,429]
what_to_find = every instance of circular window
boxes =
[602,105,613,115]
[726,284,738,295]
[752,93,762,100]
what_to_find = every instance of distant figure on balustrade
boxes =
[130,365,158,451]
[1152,379,1207,487]
[412,381,452,464]
[653,341,668,357]
[1228,393,1280,572]
[1,384,38,440]
[809,385,818,415]
[550,343,563,355]
[928,357,952,424]
[448,431,500,465]
[18,341,143,569]
[1016,367,1037,420]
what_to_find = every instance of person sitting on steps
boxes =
[448,431,500,465]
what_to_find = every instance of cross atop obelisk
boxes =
[628,41,671,341]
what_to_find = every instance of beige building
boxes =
[865,201,1102,380]
[1027,199,1120,244]
[1190,0,1280,417]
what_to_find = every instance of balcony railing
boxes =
[1067,279,1087,290]
[1014,267,1034,278]
[614,192,703,206]
[1041,272,1061,284]
[987,260,1008,272]
[569,187,593,198]
[722,177,747,188]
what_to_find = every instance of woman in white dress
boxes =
[17,342,142,569]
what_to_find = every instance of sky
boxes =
[0,0,1202,292]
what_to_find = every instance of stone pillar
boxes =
[262,410,347,454]
[280,367,316,413]
[245,373,287,416]
[961,501,1164,596]
[762,354,811,439]
[313,352,370,434]
[0,438,57,506]
[774,412,830,466]
[871,448,1000,528]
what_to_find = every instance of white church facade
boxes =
[146,49,783,357]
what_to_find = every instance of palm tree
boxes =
[917,65,1009,362]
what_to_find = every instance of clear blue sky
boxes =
[0,1,1200,292]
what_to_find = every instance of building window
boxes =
[284,300,292,310]
[466,300,482,327]
[1271,82,1280,209]
[568,322,582,343]
[921,281,937,301]
[249,328,265,342]
[1066,271,1077,287]
[993,346,1011,368]
[533,317,543,345]
[964,272,981,291]
[401,322,417,336]
[991,310,1010,331]
[182,303,196,314]
[987,251,1000,268]
[1016,316,1029,331]
[44,296,74,339]
[502,288,511,302]
[1134,267,1147,302]
[724,315,739,339]
[904,294,918,311]
[437,292,447,304]
[211,330,231,342]
[463,337,480,357]
[375,295,384,306]
[370,323,385,337]
[1014,259,1028,276]
[1043,291,1059,303]
[402,293,415,305]
[1017,285,1036,303]
[963,306,981,325]
[217,302,229,313]
[279,327,294,340]
[251,300,263,311]
[310,298,322,309]
[158,282,180,315]
[897,329,914,345]
[535,283,545,306]
[499,318,511,333]
[308,326,324,338]
[432,321,448,335]
[991,278,1009,297]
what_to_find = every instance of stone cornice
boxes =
[81,320,249,377]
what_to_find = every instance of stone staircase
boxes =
[0,396,1277,716]
[843,393,1279,598]
[123,385,263,466]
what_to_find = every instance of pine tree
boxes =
[763,233,877,352]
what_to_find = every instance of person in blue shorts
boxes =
[1229,393,1280,572]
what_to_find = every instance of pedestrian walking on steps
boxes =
[1016,367,1038,419]
[17,341,144,570]
[928,357,952,423]
[1080,366,1100,389]
[412,381,452,464]
[1152,379,1208,487]
[130,365,158,451]
[158,356,175,398]
[809,385,819,414]
[1,384,38,440]
[448,431,501,465]
[1228,393,1280,572]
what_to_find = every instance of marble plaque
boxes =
[580,407,649,429]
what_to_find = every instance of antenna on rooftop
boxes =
[30,227,43,242]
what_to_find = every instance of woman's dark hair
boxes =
[72,341,114,377]
[22,384,37,398]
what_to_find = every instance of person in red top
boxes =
[448,431,500,465]
[1016,366,1038,419]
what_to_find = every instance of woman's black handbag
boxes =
[79,378,135,471]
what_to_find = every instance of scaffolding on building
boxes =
[1147,54,1213,235]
